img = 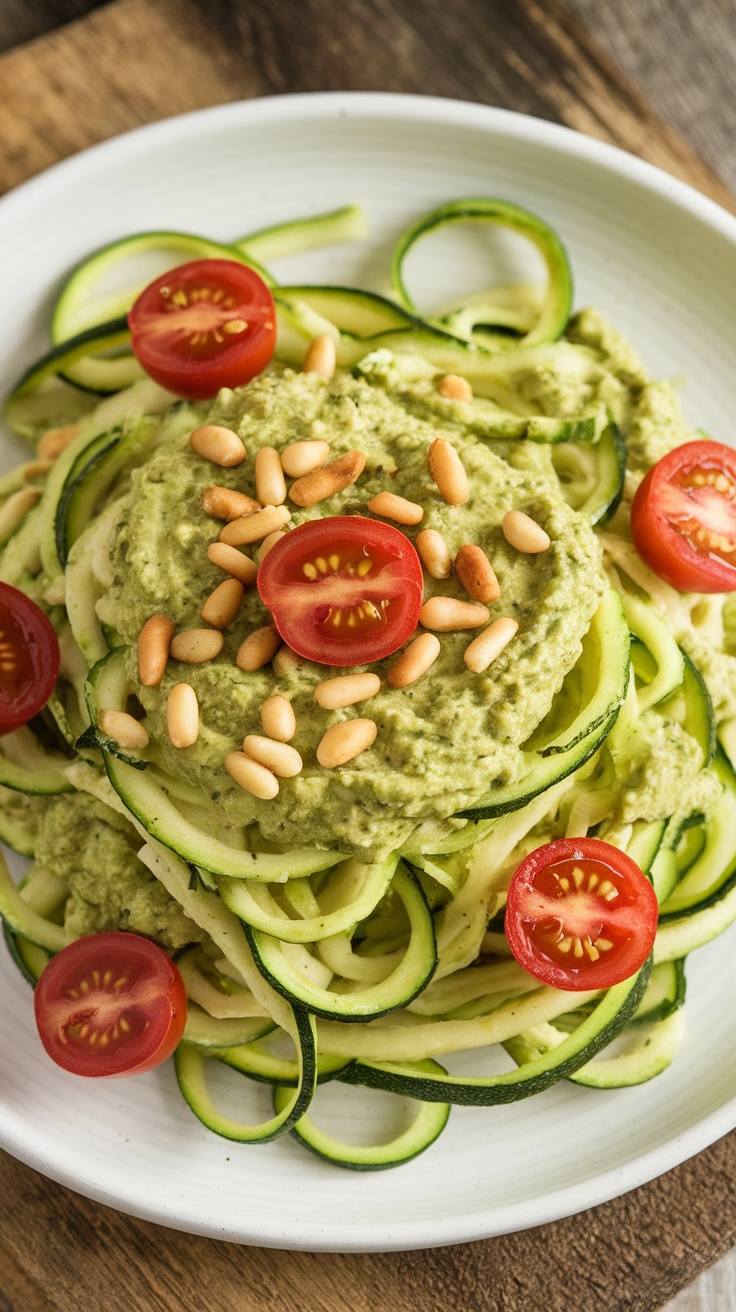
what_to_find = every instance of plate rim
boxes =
[2,90,736,242]
[1,89,735,1252]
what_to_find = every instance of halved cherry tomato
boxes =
[128,259,276,400]
[631,440,736,592]
[0,582,60,735]
[257,516,424,666]
[33,932,187,1078]
[505,837,658,992]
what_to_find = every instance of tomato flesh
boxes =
[631,440,736,592]
[33,932,187,1078]
[0,582,60,735]
[257,516,424,666]
[128,259,276,400]
[505,838,658,991]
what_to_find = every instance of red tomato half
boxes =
[257,516,424,666]
[34,932,187,1078]
[0,582,60,735]
[631,440,736,593]
[128,259,276,400]
[505,838,658,992]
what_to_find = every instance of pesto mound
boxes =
[93,367,606,859]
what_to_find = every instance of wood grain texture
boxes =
[0,0,733,211]
[1,1127,736,1312]
[571,0,736,194]
[663,1250,736,1312]
[0,0,109,53]
[0,2,735,1310]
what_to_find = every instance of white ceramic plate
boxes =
[1,93,736,1253]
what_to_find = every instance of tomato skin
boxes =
[0,582,60,735]
[631,441,736,593]
[257,516,424,666]
[505,838,658,992]
[128,259,276,400]
[33,932,188,1078]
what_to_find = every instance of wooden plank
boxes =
[0,0,108,54]
[0,0,733,212]
[570,0,736,195]
[1,1126,736,1312]
[0,2,735,1310]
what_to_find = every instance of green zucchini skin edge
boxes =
[658,749,736,922]
[2,923,47,986]
[218,852,400,945]
[55,432,122,568]
[390,198,573,346]
[216,1040,353,1087]
[456,588,629,818]
[338,959,651,1106]
[588,420,627,527]
[174,1004,317,1145]
[181,1009,276,1051]
[538,588,629,757]
[455,710,618,821]
[275,1059,451,1171]
[566,1009,684,1089]
[101,747,344,881]
[0,725,74,796]
[654,877,736,962]
[245,866,438,1022]
[680,650,717,766]
[632,959,686,1026]
[84,649,150,770]
[5,317,131,403]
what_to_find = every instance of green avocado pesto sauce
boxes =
[36,793,202,951]
[92,359,606,861]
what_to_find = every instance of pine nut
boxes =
[167,683,199,748]
[243,734,302,778]
[261,694,296,742]
[170,629,224,663]
[281,440,330,478]
[365,491,423,525]
[37,423,80,460]
[272,644,302,677]
[22,460,54,481]
[428,438,469,506]
[314,672,381,710]
[202,486,260,521]
[190,424,246,467]
[138,615,175,687]
[201,578,244,630]
[387,633,441,688]
[225,751,279,800]
[438,374,473,404]
[419,597,489,631]
[255,447,287,506]
[207,542,259,586]
[464,617,519,673]
[99,710,149,751]
[289,451,366,508]
[236,625,281,672]
[0,487,42,544]
[257,530,286,563]
[317,719,377,768]
[416,529,452,580]
[503,510,550,554]
[219,504,291,546]
[454,544,500,604]
[303,334,337,379]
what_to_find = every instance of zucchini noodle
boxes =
[2,199,736,1168]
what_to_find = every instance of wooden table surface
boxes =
[1,2,735,1309]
